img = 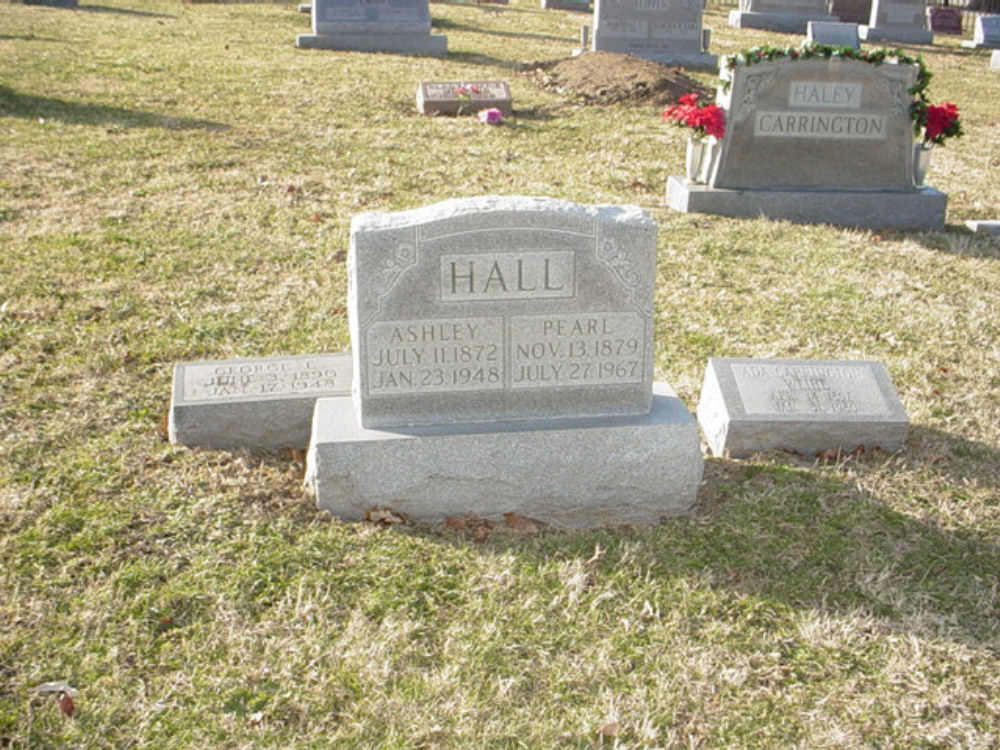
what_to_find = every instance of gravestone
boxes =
[697,358,909,458]
[829,0,871,24]
[591,0,717,69]
[860,0,933,44]
[24,0,78,5]
[665,54,948,229]
[299,3,312,13]
[962,14,1000,48]
[542,0,591,10]
[169,353,351,451]
[296,0,447,55]
[729,0,837,34]
[807,20,861,47]
[927,6,962,34]
[305,196,703,527]
[965,219,1000,235]
[416,81,512,116]
[993,49,1000,69]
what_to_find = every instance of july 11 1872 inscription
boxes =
[348,196,657,428]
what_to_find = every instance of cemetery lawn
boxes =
[2,1,999,747]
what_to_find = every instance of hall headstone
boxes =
[860,0,933,44]
[296,0,447,55]
[729,0,837,34]
[591,0,717,68]
[962,14,1000,48]
[697,358,909,458]
[806,20,861,47]
[169,353,352,451]
[416,81,512,116]
[306,196,704,527]
[665,54,947,229]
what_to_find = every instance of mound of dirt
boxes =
[528,51,712,108]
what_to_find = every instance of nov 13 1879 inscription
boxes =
[348,196,657,428]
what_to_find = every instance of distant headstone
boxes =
[296,0,447,55]
[962,14,1000,48]
[416,81,512,116]
[729,0,837,33]
[860,0,933,44]
[965,219,1000,235]
[666,54,947,229]
[697,358,909,458]
[299,3,312,13]
[591,0,718,69]
[829,0,871,24]
[806,20,861,47]
[169,353,351,451]
[24,0,78,5]
[993,49,1000,69]
[926,6,962,34]
[305,196,703,527]
[542,0,591,11]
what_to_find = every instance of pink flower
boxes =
[477,107,503,125]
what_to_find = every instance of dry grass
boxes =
[2,1,1000,748]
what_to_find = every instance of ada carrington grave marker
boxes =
[697,357,909,458]
[348,196,656,427]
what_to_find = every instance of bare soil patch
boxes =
[528,51,711,107]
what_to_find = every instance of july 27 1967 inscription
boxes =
[349,196,657,427]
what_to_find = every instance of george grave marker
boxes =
[860,0,933,44]
[591,0,717,69]
[169,353,352,451]
[729,0,837,34]
[926,6,962,34]
[296,0,447,55]
[665,53,948,229]
[962,14,1000,48]
[697,357,909,458]
[806,20,861,47]
[416,81,512,116]
[306,196,704,527]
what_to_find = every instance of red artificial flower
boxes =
[662,93,726,139]
[924,102,960,144]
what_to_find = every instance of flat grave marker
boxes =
[697,357,909,458]
[416,81,512,116]
[169,353,352,451]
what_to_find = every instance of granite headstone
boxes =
[829,0,871,24]
[729,0,837,33]
[296,0,447,54]
[926,6,962,34]
[591,0,717,68]
[860,0,933,44]
[962,14,1000,48]
[806,20,861,47]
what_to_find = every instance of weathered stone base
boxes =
[305,382,703,528]
[966,219,1000,235]
[728,10,837,33]
[665,176,947,231]
[295,33,447,55]
[860,25,933,44]
[963,40,1000,50]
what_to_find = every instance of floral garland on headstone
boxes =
[720,43,936,136]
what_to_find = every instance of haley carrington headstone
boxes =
[697,357,909,458]
[169,353,352,451]
[296,0,447,55]
[591,0,717,69]
[305,196,703,527]
[665,53,947,230]
[860,0,933,44]
[728,0,837,34]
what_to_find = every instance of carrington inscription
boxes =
[732,362,891,416]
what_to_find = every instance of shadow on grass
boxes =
[910,225,1000,260]
[434,17,575,44]
[0,34,65,42]
[397,434,1000,648]
[78,3,177,18]
[0,85,229,131]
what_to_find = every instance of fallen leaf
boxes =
[598,721,620,737]
[333,250,347,262]
[444,515,493,542]
[157,412,170,442]
[58,693,75,718]
[308,213,323,223]
[503,512,546,535]
[364,507,408,525]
